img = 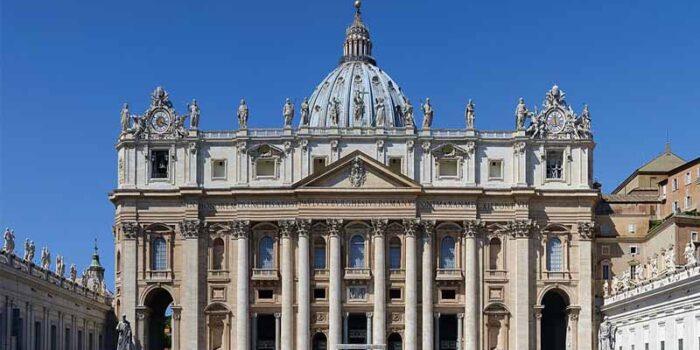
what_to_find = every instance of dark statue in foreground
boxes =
[117,314,134,350]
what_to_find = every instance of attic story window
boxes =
[313,157,327,174]
[488,160,503,179]
[438,159,458,177]
[255,159,276,178]
[150,150,169,179]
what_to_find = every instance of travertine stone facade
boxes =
[111,3,598,350]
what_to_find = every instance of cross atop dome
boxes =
[341,0,375,65]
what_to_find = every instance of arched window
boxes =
[489,238,502,270]
[152,238,167,271]
[389,237,402,270]
[212,238,225,270]
[314,237,326,269]
[350,235,365,268]
[440,236,456,269]
[258,236,274,269]
[546,238,563,272]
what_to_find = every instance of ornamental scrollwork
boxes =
[278,220,296,238]
[349,157,367,188]
[525,85,592,140]
[232,220,251,239]
[494,220,538,238]
[179,219,202,239]
[577,221,595,240]
[403,219,420,237]
[124,86,189,140]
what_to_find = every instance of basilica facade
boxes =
[111,2,598,350]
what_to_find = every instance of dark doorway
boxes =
[438,314,458,350]
[541,290,569,350]
[388,333,402,350]
[312,332,327,350]
[256,314,275,349]
[347,313,367,344]
[143,288,174,350]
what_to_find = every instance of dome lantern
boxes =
[341,0,375,65]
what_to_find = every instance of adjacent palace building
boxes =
[111,2,599,350]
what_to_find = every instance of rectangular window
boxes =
[685,172,691,184]
[691,231,698,242]
[313,246,326,269]
[628,224,637,234]
[212,160,227,179]
[685,196,692,208]
[662,185,667,198]
[673,178,678,191]
[388,157,402,174]
[34,322,42,350]
[313,157,327,174]
[630,265,637,278]
[677,339,682,350]
[389,288,402,300]
[65,328,70,350]
[601,224,612,235]
[313,288,326,300]
[439,159,459,178]
[488,160,503,179]
[255,159,276,178]
[150,150,169,179]
[602,245,611,256]
[630,246,638,255]
[89,333,94,350]
[78,330,83,350]
[258,289,274,300]
[440,289,456,300]
[546,151,564,179]
[673,201,680,213]
[50,325,56,350]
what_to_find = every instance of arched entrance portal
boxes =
[388,333,402,350]
[312,332,327,350]
[540,290,569,350]
[143,288,174,350]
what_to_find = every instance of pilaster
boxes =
[403,219,419,350]
[372,219,388,346]
[296,220,311,350]
[179,219,203,349]
[421,220,435,350]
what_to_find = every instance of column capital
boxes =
[577,221,594,241]
[457,313,464,319]
[179,219,202,239]
[496,219,538,238]
[327,219,344,237]
[278,220,296,238]
[533,305,544,319]
[422,220,436,238]
[296,219,311,237]
[434,312,441,318]
[365,312,373,318]
[462,219,484,238]
[371,219,388,237]
[274,312,281,319]
[118,222,140,240]
[403,219,420,237]
[232,220,251,239]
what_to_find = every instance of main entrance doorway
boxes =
[255,314,276,349]
[540,290,569,350]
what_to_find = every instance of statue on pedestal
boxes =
[188,99,200,129]
[116,314,134,350]
[70,264,77,282]
[329,97,341,126]
[598,317,616,350]
[120,103,130,134]
[515,97,529,130]
[649,256,658,278]
[300,97,310,126]
[24,239,35,262]
[421,98,433,129]
[465,99,475,129]
[41,247,51,270]
[283,98,294,127]
[603,279,610,298]
[353,90,365,124]
[2,228,15,254]
[684,242,697,266]
[665,246,676,272]
[403,98,415,127]
[56,255,65,276]
[237,99,249,129]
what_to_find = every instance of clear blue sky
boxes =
[2,0,699,288]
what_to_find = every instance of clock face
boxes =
[546,110,565,134]
[150,110,172,134]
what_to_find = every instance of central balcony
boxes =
[252,268,279,281]
[436,268,462,281]
[344,267,371,281]
[145,269,173,282]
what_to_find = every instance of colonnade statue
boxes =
[116,314,134,350]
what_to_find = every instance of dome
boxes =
[302,1,412,128]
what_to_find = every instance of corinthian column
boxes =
[180,219,203,349]
[235,221,251,350]
[463,220,481,350]
[404,219,419,350]
[421,221,435,350]
[279,220,295,350]
[372,219,388,346]
[328,220,344,350]
[296,220,311,350]
[509,220,535,350]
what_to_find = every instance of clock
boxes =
[150,110,172,134]
[545,109,565,134]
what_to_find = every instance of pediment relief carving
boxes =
[431,143,470,160]
[248,143,285,160]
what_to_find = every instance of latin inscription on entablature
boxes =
[298,199,414,207]
[418,200,477,211]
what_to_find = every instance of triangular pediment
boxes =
[294,150,421,190]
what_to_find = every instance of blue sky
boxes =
[2,0,699,288]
